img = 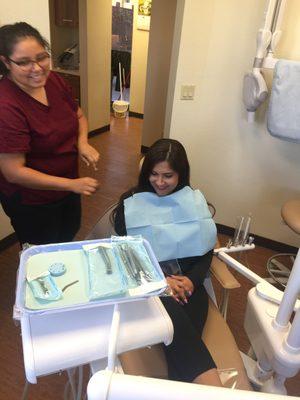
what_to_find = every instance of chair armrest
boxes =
[211,256,241,290]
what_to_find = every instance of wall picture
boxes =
[137,0,152,31]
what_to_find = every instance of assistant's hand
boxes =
[69,177,99,196]
[78,142,100,171]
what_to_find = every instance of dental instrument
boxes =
[234,216,244,246]
[242,215,252,245]
[226,215,253,248]
[126,245,153,282]
[37,277,49,296]
[98,246,113,274]
[248,236,255,245]
[27,271,62,301]
[119,243,141,284]
[62,280,79,293]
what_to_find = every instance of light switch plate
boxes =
[180,85,195,100]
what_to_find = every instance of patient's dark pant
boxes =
[160,285,216,382]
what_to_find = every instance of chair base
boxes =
[266,253,296,289]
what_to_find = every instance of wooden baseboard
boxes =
[0,232,18,251]
[129,111,144,119]
[88,124,110,138]
[216,223,298,253]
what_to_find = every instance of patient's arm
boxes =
[183,251,214,290]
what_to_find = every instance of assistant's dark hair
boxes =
[0,22,50,76]
[111,138,190,232]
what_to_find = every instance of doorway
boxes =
[111,1,134,104]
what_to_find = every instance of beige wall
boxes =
[0,0,50,240]
[166,0,300,247]
[80,0,111,131]
[0,0,50,40]
[141,0,177,147]
[129,0,150,114]
[164,0,185,139]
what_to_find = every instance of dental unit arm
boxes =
[216,242,300,396]
[243,0,287,121]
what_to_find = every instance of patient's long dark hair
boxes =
[138,138,190,192]
[111,138,190,232]
[0,22,50,77]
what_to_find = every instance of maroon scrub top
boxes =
[0,71,79,205]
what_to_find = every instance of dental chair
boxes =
[86,204,252,391]
[267,200,300,288]
[87,217,300,400]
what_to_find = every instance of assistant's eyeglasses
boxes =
[8,52,51,72]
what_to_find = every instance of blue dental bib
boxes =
[124,186,217,262]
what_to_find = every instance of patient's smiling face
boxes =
[149,161,179,196]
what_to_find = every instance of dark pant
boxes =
[0,192,81,245]
[160,285,216,382]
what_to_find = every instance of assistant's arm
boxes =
[0,153,98,195]
[77,107,100,170]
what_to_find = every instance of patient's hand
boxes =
[166,276,194,304]
[171,275,194,294]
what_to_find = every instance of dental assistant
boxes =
[0,22,99,245]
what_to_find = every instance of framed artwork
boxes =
[137,0,152,31]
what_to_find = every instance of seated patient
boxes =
[112,138,222,386]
